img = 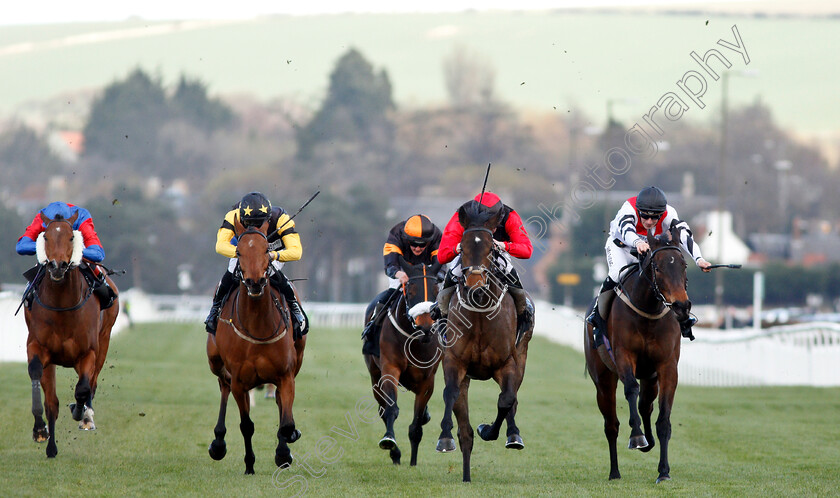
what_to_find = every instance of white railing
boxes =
[3,289,839,386]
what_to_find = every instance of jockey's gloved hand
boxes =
[494,240,506,252]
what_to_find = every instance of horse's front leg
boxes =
[376,367,401,461]
[617,359,647,450]
[453,377,473,482]
[503,399,524,449]
[231,381,256,474]
[42,364,59,458]
[436,359,465,453]
[208,376,230,461]
[654,361,679,483]
[638,377,659,454]
[275,373,299,468]
[27,354,49,445]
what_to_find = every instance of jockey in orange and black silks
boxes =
[16,201,116,309]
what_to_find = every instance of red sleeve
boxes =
[19,213,45,242]
[503,210,532,259]
[436,212,463,264]
[78,217,103,250]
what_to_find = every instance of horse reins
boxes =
[33,218,95,312]
[616,246,684,319]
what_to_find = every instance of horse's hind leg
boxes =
[654,362,678,483]
[275,373,300,468]
[42,364,59,458]
[232,382,256,474]
[618,364,648,450]
[72,351,97,430]
[377,368,401,459]
[638,378,659,454]
[27,354,49,444]
[453,377,473,482]
[477,366,517,442]
[504,399,524,449]
[208,376,230,461]
[595,372,621,480]
[408,383,434,466]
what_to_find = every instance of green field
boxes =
[2,12,838,135]
[0,322,838,496]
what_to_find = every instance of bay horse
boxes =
[584,225,691,482]
[206,218,306,474]
[363,256,442,466]
[435,200,533,482]
[25,211,120,458]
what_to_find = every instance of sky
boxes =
[2,0,768,25]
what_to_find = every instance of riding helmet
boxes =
[402,214,435,245]
[239,191,272,227]
[636,186,667,214]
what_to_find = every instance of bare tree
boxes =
[443,45,496,108]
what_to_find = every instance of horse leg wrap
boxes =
[31,380,44,419]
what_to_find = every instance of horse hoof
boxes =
[477,424,498,441]
[46,445,57,458]
[33,428,49,443]
[505,434,524,450]
[275,448,293,467]
[436,438,456,452]
[245,468,255,475]
[287,429,301,444]
[69,403,84,422]
[628,435,649,450]
[656,475,671,483]
[208,441,227,460]
[80,407,96,430]
[379,435,397,450]
[389,447,401,465]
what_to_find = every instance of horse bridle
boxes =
[393,271,440,334]
[34,218,94,312]
[639,246,685,307]
[456,226,508,313]
[233,227,275,290]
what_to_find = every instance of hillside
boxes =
[1,11,838,140]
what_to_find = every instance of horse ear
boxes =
[233,215,245,236]
[485,209,502,230]
[39,212,50,225]
[258,218,270,234]
[457,204,469,228]
[67,211,79,225]
[430,259,442,276]
[397,254,412,273]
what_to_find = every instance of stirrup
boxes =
[205,306,220,334]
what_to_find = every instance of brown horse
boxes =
[25,211,120,458]
[363,256,442,466]
[435,201,533,482]
[584,225,691,482]
[206,218,306,474]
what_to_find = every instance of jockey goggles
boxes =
[639,210,663,220]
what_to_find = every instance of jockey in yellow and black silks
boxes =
[204,191,307,336]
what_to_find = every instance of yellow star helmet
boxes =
[239,192,271,227]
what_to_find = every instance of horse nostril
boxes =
[259,278,267,287]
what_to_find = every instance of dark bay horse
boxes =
[584,226,691,482]
[206,218,306,474]
[363,256,442,466]
[435,201,533,482]
[25,211,120,458]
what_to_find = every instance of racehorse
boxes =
[435,200,533,482]
[206,218,306,474]
[25,211,120,458]
[363,256,442,466]
[584,225,691,483]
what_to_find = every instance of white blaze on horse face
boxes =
[670,256,675,264]
[475,236,480,244]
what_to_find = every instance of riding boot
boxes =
[271,271,307,336]
[22,265,41,310]
[679,316,697,341]
[93,272,116,310]
[587,277,617,349]
[430,270,456,321]
[205,271,237,334]
[508,286,534,340]
[362,302,386,342]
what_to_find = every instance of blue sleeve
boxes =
[82,244,105,262]
[16,237,36,255]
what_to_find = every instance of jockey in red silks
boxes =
[431,192,534,338]
[16,201,116,309]
[586,186,712,349]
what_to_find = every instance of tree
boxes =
[171,76,235,133]
[0,125,63,195]
[295,48,395,162]
[443,45,496,108]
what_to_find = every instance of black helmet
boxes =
[239,192,271,227]
[402,214,435,246]
[636,186,667,215]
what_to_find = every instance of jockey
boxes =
[16,201,116,309]
[361,214,442,354]
[204,191,307,336]
[586,186,711,347]
[431,192,535,338]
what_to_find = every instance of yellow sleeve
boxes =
[271,213,302,262]
[215,210,238,258]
